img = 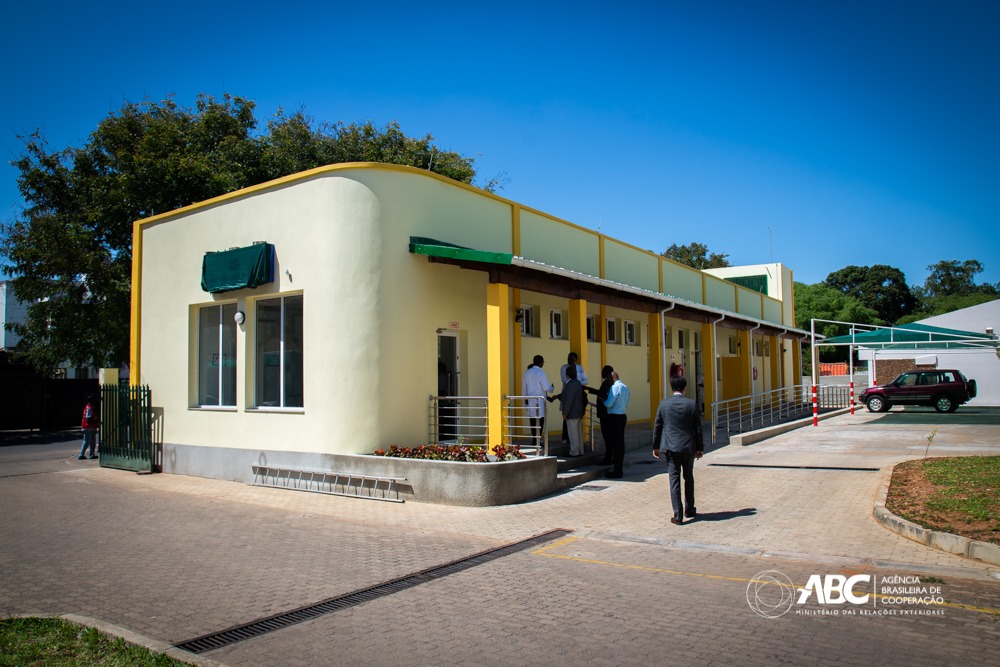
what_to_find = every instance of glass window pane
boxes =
[283,296,304,408]
[199,306,220,405]
[221,303,237,406]
[256,298,282,407]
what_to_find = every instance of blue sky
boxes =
[2,0,998,287]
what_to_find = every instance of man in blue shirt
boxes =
[603,372,630,478]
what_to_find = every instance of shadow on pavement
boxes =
[866,407,1000,426]
[687,507,757,523]
[0,429,81,448]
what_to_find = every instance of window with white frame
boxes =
[678,329,686,350]
[519,305,538,337]
[606,317,619,344]
[755,340,763,356]
[694,331,701,351]
[764,340,770,357]
[550,309,566,339]
[624,320,639,345]
[255,295,304,408]
[729,336,737,354]
[586,314,599,342]
[198,303,237,407]
[664,325,673,349]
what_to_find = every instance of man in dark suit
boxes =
[652,375,704,525]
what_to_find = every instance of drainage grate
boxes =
[709,463,880,472]
[575,485,610,491]
[173,528,572,654]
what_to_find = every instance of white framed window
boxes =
[755,340,763,356]
[606,318,619,344]
[255,295,304,408]
[764,340,770,357]
[678,329,686,350]
[729,336,738,354]
[198,303,237,407]
[694,331,701,352]
[664,325,673,349]
[519,305,538,337]
[586,314,599,342]
[550,309,566,339]
[624,320,640,346]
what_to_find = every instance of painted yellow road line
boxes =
[532,539,1000,617]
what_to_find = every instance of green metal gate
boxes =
[99,384,155,473]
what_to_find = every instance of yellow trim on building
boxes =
[486,283,510,446]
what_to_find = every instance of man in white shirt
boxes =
[522,355,554,449]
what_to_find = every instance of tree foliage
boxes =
[1,94,483,372]
[661,242,731,269]
[823,264,915,326]
[919,260,998,299]
[794,282,881,362]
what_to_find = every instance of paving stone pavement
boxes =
[1,408,999,666]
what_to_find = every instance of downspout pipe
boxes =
[660,301,676,399]
[748,322,761,406]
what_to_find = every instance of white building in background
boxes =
[915,299,1000,406]
[1,280,27,350]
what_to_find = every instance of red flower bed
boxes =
[372,443,526,462]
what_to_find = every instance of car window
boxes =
[898,374,917,387]
[920,373,938,385]
[940,371,955,382]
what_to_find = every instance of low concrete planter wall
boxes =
[872,473,1000,566]
[325,453,559,506]
[162,442,559,507]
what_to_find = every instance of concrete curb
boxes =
[872,471,1000,567]
[8,613,222,666]
[728,406,855,446]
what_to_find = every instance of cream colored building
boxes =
[131,163,808,480]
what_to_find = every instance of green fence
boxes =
[99,384,155,473]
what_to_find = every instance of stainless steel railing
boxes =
[710,384,853,443]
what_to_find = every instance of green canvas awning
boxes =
[822,323,996,350]
[201,243,274,293]
[408,236,513,265]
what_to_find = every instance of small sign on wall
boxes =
[448,322,460,329]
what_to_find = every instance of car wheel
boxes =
[933,395,954,413]
[866,396,887,413]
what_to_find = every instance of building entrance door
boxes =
[436,332,460,441]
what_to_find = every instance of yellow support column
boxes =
[649,313,664,417]
[701,322,715,419]
[486,283,510,447]
[769,335,780,391]
[569,299,588,372]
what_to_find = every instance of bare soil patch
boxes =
[886,458,1000,545]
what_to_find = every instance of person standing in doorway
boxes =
[603,371,630,478]
[522,355,554,449]
[551,364,586,457]
[586,365,615,465]
[559,352,588,445]
[78,395,100,460]
[652,375,704,524]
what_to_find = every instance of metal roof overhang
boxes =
[409,237,810,340]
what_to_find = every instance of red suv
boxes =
[859,369,977,413]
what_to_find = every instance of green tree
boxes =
[661,242,731,269]
[794,282,881,362]
[1,94,482,373]
[920,259,998,298]
[824,264,916,326]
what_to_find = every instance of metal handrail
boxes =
[710,384,852,443]
[428,394,598,457]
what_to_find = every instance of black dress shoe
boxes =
[685,508,697,518]
[670,517,683,525]
[605,470,623,479]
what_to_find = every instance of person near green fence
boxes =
[78,395,99,460]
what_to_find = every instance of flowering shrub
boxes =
[372,443,527,462]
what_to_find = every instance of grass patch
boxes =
[921,456,1000,521]
[0,617,192,666]
[886,455,1000,545]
